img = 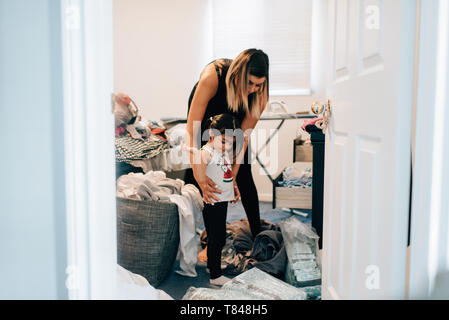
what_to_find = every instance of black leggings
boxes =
[184,158,261,279]
[202,201,228,279]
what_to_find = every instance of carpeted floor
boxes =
[157,201,311,300]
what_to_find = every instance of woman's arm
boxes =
[186,64,218,153]
[185,64,222,202]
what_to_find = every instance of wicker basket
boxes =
[116,197,180,287]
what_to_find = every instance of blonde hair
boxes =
[226,49,269,119]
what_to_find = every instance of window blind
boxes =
[212,0,312,95]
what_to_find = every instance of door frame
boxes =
[408,0,449,300]
[61,0,117,299]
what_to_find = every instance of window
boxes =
[212,0,313,96]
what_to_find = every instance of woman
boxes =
[185,48,269,240]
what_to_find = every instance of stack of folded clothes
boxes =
[278,165,313,188]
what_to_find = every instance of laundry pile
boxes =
[117,171,203,278]
[115,117,168,141]
[198,217,322,300]
[182,267,307,300]
[113,92,169,164]
[115,134,169,164]
[200,219,287,279]
[278,164,313,188]
[117,171,183,201]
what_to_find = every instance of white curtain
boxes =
[212,0,312,94]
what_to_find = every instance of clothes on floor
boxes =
[250,230,287,278]
[200,219,287,280]
[116,171,203,278]
[182,267,307,300]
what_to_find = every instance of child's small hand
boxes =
[231,181,240,203]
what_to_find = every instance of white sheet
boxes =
[116,265,173,300]
[169,184,204,277]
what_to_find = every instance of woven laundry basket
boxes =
[116,197,180,287]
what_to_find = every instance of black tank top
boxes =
[187,59,247,146]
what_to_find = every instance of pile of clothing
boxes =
[115,117,168,142]
[117,171,183,201]
[113,92,169,164]
[117,171,204,278]
[198,216,322,300]
[183,267,307,300]
[201,219,287,280]
[278,164,313,188]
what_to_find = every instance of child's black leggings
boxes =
[202,201,228,279]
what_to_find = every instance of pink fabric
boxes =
[301,116,323,131]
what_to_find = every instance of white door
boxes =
[321,0,416,299]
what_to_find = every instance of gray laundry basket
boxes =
[116,197,180,287]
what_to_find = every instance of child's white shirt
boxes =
[201,145,235,203]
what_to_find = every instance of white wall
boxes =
[113,0,328,201]
[0,0,68,299]
[113,0,213,122]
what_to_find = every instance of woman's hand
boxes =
[198,176,222,205]
[231,180,240,204]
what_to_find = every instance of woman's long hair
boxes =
[226,48,269,119]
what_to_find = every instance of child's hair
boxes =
[203,114,244,156]
[205,113,241,137]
